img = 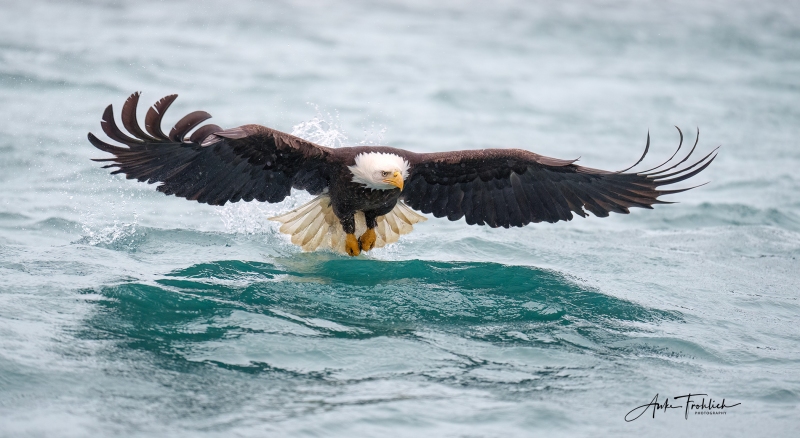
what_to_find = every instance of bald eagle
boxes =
[89,93,716,256]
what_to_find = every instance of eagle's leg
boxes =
[359,211,381,252]
[359,229,377,252]
[339,214,360,256]
[345,234,360,256]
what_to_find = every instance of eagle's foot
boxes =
[359,228,377,252]
[345,233,361,256]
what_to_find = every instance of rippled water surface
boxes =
[1,0,799,436]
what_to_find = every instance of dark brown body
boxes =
[323,146,410,233]
[328,169,401,233]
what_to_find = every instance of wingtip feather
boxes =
[144,94,178,140]
[617,131,650,173]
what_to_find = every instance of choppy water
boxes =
[1,0,799,436]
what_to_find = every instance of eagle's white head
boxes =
[348,152,410,191]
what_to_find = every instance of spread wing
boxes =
[402,130,717,227]
[88,92,332,206]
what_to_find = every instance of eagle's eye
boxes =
[381,171,389,177]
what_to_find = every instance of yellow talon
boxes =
[359,228,377,252]
[345,233,361,256]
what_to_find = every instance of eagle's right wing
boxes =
[88,92,332,206]
[401,130,717,228]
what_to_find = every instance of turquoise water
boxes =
[1,0,799,436]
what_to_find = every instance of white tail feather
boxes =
[268,195,427,253]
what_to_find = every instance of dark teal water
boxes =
[1,1,799,436]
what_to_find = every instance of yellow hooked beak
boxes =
[383,171,404,191]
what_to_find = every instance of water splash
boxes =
[214,202,274,235]
[291,103,387,147]
[291,103,350,148]
[353,120,387,146]
[79,217,140,249]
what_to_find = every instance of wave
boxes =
[76,259,690,378]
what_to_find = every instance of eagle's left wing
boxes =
[88,92,333,206]
[401,131,716,227]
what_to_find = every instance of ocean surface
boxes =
[1,0,799,436]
